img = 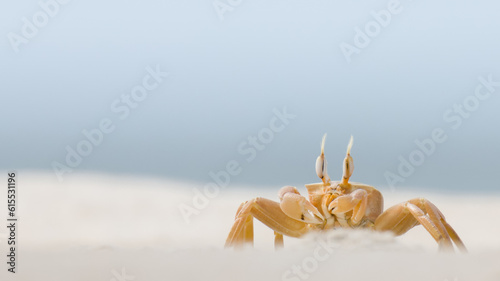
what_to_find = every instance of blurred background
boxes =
[1,0,500,193]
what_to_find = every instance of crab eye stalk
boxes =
[316,134,330,185]
[342,135,354,184]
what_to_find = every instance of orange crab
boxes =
[225,135,467,252]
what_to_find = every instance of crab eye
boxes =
[316,134,330,184]
[316,154,326,180]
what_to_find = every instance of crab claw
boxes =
[278,186,324,224]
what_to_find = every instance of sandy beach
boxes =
[3,1,500,280]
[1,171,499,281]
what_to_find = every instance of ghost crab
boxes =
[225,135,467,252]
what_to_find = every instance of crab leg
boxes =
[225,197,310,249]
[374,198,466,252]
[441,220,467,252]
[228,202,249,246]
[406,203,453,250]
[243,214,254,245]
[419,200,454,248]
[423,200,467,252]
[274,232,284,249]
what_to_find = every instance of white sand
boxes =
[1,171,499,280]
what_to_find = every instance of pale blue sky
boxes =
[1,0,499,192]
